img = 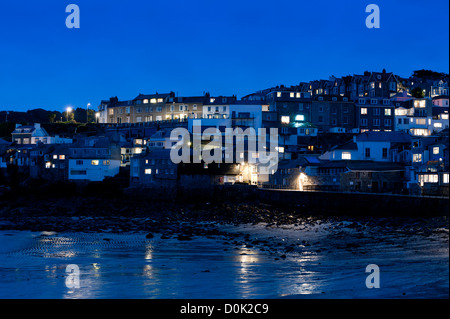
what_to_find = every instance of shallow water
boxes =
[0,224,448,299]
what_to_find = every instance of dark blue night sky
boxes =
[0,0,448,112]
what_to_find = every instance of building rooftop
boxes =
[355,131,411,143]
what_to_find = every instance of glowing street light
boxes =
[87,103,91,123]
[65,106,73,122]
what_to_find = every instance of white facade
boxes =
[68,158,120,181]
[229,104,264,129]
[202,101,230,119]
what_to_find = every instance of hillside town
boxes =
[1,70,449,197]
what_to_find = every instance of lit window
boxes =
[290,92,295,98]
[277,92,282,98]
[53,155,58,159]
[91,160,99,166]
[103,160,110,166]
[296,93,301,98]
[434,122,443,128]
[416,119,426,125]
[145,169,152,175]
[158,98,163,103]
[361,108,367,115]
[413,154,422,162]
[433,147,439,155]
[414,100,426,108]
[384,109,391,116]
[443,173,449,184]
[295,115,304,121]
[342,152,351,160]
[45,162,51,168]
[281,116,290,124]
[143,99,149,104]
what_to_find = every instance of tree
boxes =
[87,109,96,123]
[49,113,56,123]
[64,110,74,122]
[411,87,424,98]
[412,69,449,79]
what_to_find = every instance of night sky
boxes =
[0,0,448,112]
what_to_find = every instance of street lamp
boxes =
[65,106,73,122]
[87,103,91,123]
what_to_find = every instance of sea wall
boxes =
[254,189,449,217]
[127,184,449,217]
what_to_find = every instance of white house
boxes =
[12,123,72,144]
[202,97,232,119]
[229,102,265,130]
[68,137,121,182]
[330,131,411,162]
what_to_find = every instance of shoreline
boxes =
[1,194,448,298]
[1,194,448,247]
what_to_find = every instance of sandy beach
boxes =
[0,196,448,299]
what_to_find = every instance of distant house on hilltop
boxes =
[11,123,72,145]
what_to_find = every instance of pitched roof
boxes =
[332,140,358,150]
[318,160,404,171]
[355,131,411,143]
[133,93,173,100]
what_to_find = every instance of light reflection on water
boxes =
[0,230,448,299]
[0,231,335,298]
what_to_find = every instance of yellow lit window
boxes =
[342,152,351,160]
[91,160,99,166]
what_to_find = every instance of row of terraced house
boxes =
[1,70,448,196]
